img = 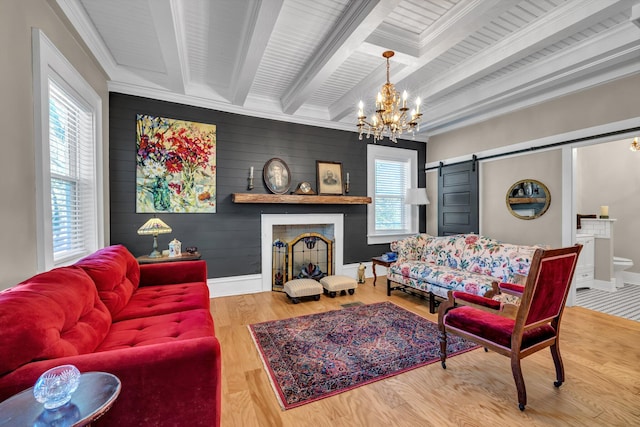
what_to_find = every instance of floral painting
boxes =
[136,114,216,213]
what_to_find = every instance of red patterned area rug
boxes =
[248,301,479,409]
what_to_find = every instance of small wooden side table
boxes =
[371,256,394,287]
[137,252,201,264]
[0,371,121,427]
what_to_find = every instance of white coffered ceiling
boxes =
[57,0,640,141]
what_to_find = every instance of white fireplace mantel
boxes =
[261,214,344,292]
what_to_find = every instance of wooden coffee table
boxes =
[371,256,394,286]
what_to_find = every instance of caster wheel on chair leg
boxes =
[441,361,446,369]
[518,403,525,411]
[313,294,320,301]
[348,289,355,295]
[329,291,336,298]
[554,380,563,388]
[292,298,300,304]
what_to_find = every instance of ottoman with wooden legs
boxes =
[283,279,323,304]
[319,275,358,298]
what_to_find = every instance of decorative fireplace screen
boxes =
[271,232,333,292]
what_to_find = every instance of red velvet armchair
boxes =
[438,244,582,410]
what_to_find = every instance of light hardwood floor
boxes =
[212,278,640,427]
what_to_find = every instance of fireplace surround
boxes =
[261,214,344,292]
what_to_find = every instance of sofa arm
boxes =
[498,282,525,297]
[390,233,432,263]
[139,260,207,287]
[438,290,515,329]
[451,291,502,310]
[0,337,222,427]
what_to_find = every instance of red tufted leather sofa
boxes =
[0,245,221,426]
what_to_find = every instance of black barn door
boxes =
[437,160,479,236]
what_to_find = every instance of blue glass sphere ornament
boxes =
[33,365,81,409]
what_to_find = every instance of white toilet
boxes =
[613,256,633,288]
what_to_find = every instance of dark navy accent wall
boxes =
[109,93,426,278]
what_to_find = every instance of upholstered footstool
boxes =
[320,275,357,298]
[284,279,323,304]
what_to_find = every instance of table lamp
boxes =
[137,217,172,257]
[405,188,430,205]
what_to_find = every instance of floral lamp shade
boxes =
[137,218,172,258]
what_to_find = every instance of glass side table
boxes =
[0,371,121,427]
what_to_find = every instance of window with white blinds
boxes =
[48,80,96,262]
[374,159,408,231]
[367,145,418,244]
[33,29,102,271]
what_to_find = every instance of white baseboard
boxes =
[208,274,263,298]
[208,262,383,298]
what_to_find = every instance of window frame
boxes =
[33,29,104,271]
[367,145,418,245]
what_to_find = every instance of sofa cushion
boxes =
[421,234,468,267]
[388,262,498,298]
[112,282,210,321]
[462,235,536,282]
[97,309,214,351]
[76,245,141,316]
[390,233,433,263]
[0,266,112,376]
[444,306,556,350]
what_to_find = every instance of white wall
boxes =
[1,0,638,289]
[481,150,562,247]
[426,73,640,247]
[0,0,109,289]
[576,138,640,273]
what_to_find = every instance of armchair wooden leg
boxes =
[511,356,527,411]
[550,342,565,387]
[437,292,458,370]
[438,330,448,369]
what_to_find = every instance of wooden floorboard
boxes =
[211,278,640,427]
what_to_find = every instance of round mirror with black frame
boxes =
[506,179,551,220]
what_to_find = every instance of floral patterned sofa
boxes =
[387,234,537,312]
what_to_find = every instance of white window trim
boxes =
[367,145,418,245]
[32,28,104,271]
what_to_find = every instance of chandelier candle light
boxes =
[357,51,422,143]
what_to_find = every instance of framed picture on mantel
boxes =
[316,161,343,195]
[263,157,291,195]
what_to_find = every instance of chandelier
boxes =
[357,51,422,143]
[630,137,639,152]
